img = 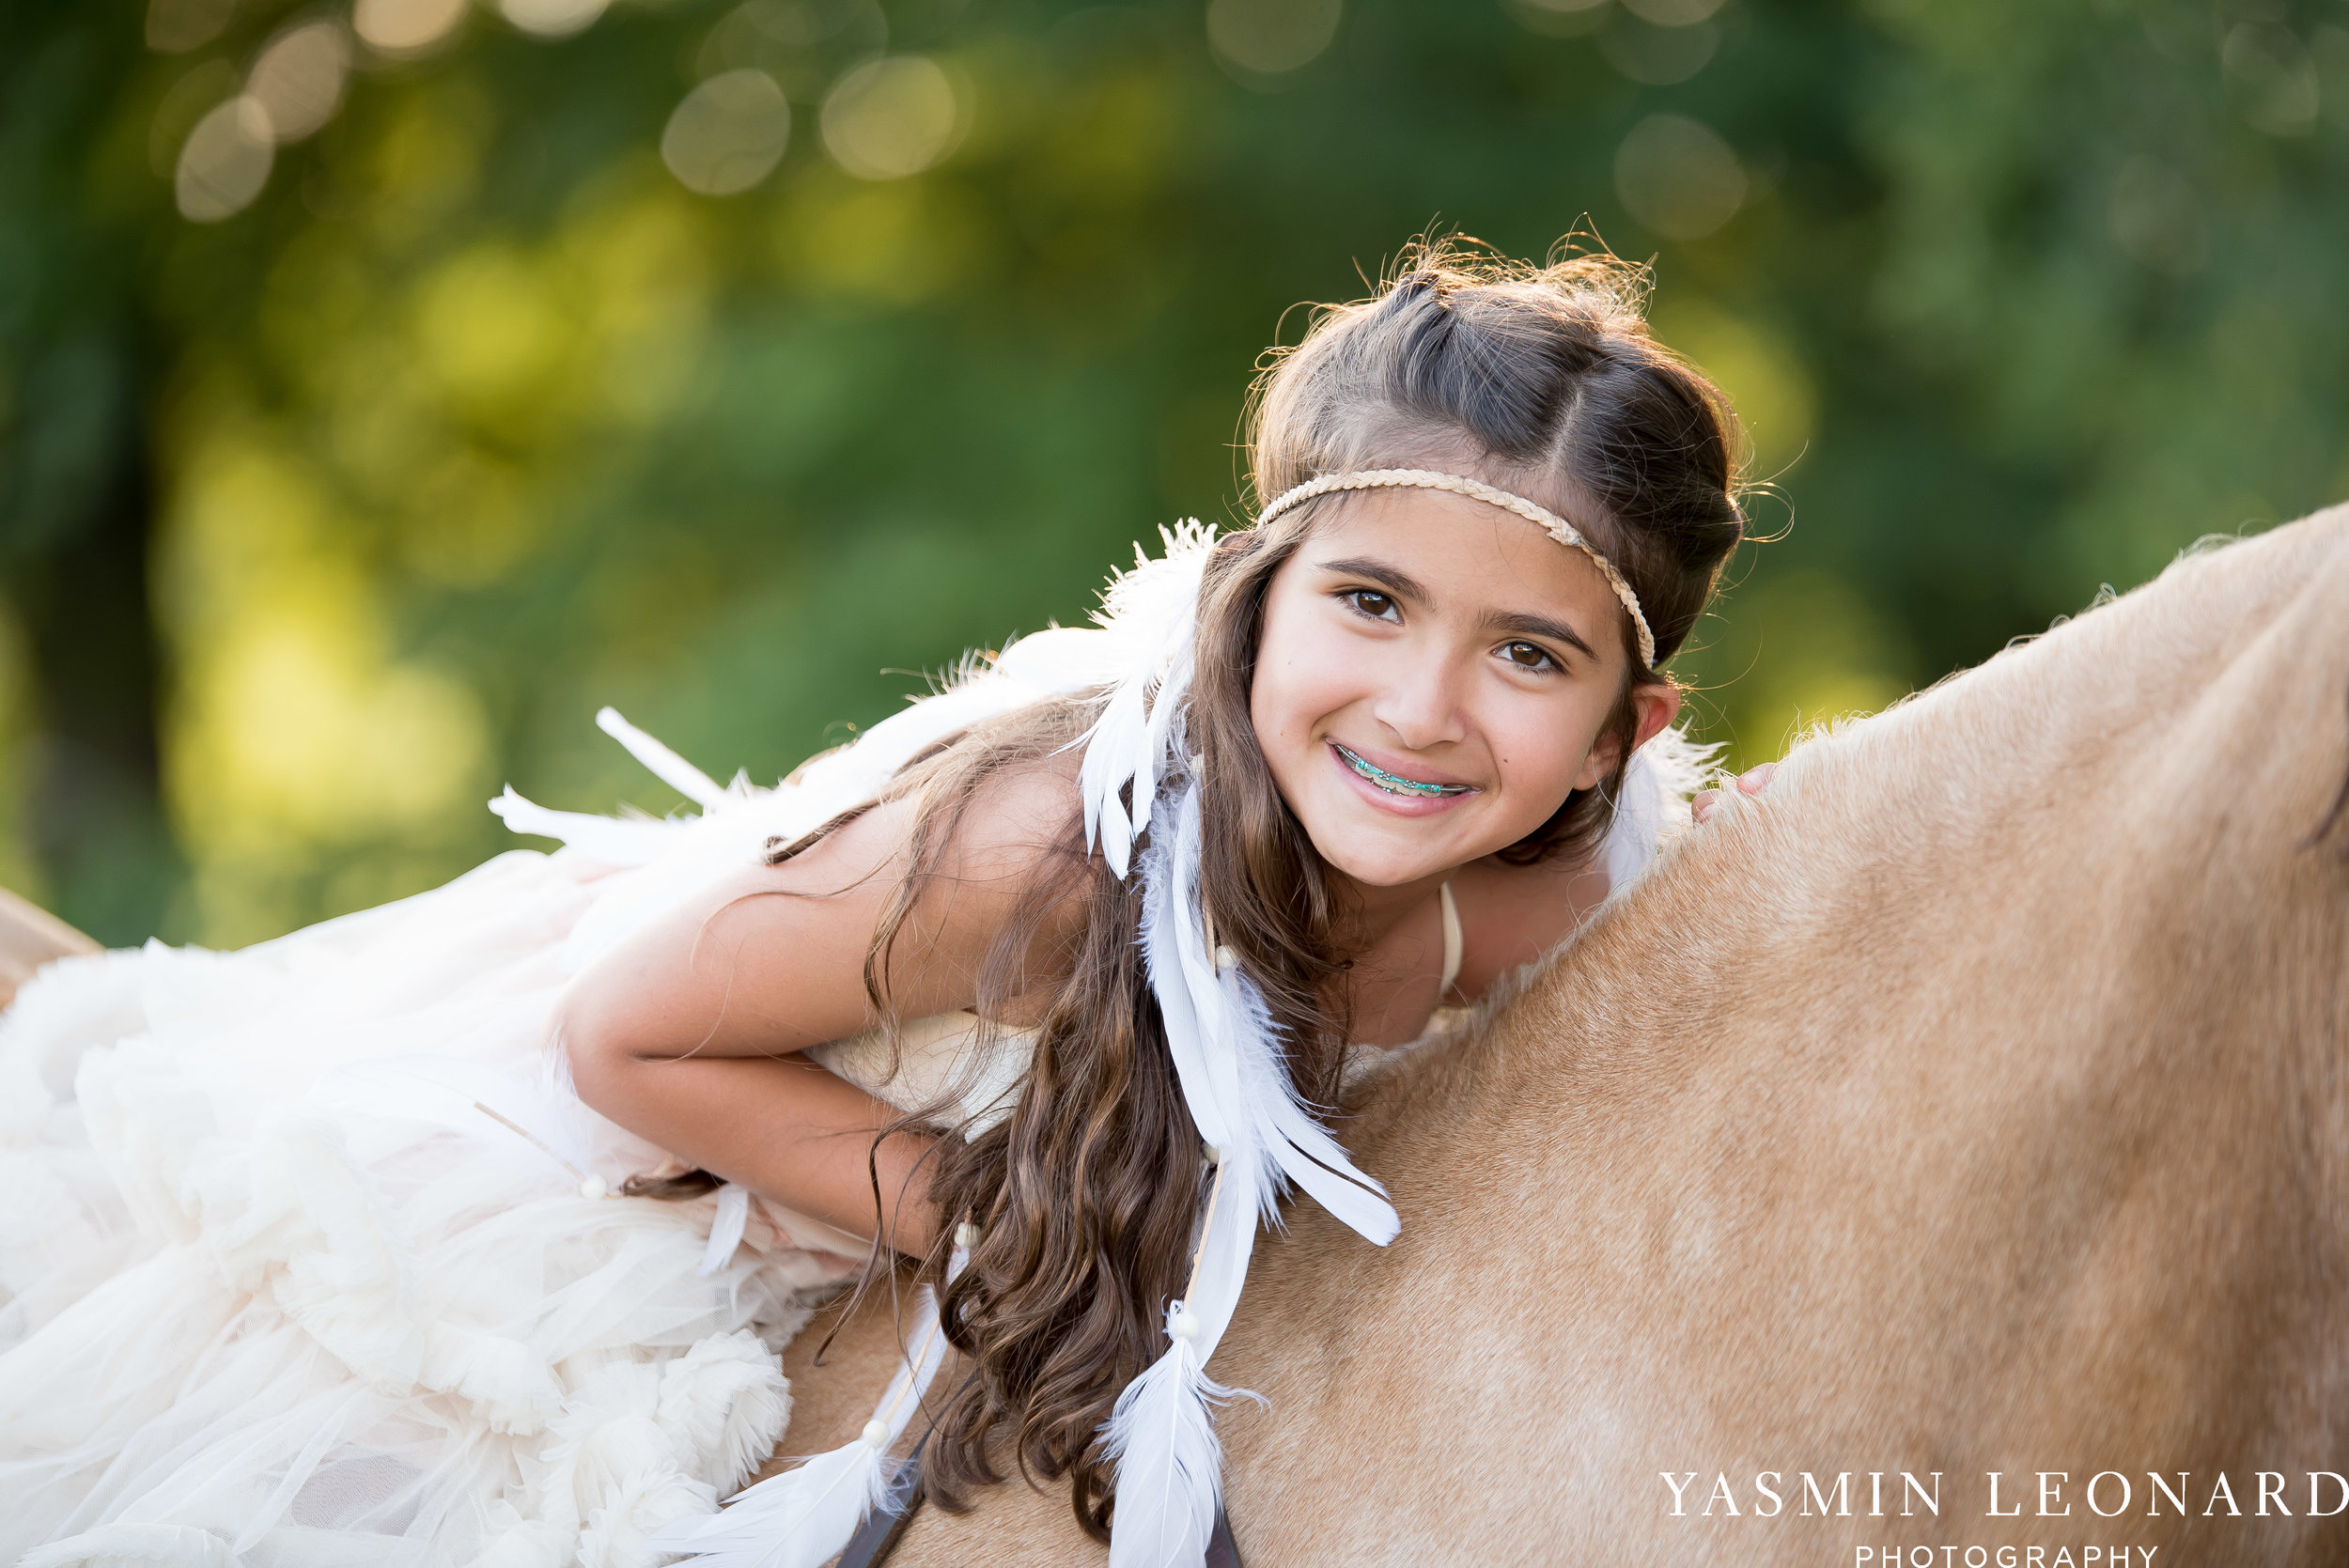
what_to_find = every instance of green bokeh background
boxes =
[4,0,2345,949]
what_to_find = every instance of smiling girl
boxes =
[582,241,1745,1562]
[0,241,1743,1568]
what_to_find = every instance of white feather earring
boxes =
[1082,552,1400,1568]
[1076,520,1217,877]
[1098,1152,1251,1568]
[1077,506,1700,1568]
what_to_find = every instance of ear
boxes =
[1571,682,1684,791]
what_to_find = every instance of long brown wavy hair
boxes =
[686,239,1749,1536]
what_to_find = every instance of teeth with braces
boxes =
[1332,741,1472,798]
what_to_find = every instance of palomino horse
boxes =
[4,510,2341,1565]
[878,506,2348,1565]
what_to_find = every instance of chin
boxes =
[1313,835,1455,889]
[1323,858,1403,888]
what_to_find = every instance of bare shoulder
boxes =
[1446,847,1610,1001]
[556,747,1089,1062]
[850,745,1090,1016]
[769,744,1083,901]
[913,743,1088,895]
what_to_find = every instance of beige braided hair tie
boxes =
[1254,467,1657,668]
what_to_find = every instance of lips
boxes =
[1330,740,1475,798]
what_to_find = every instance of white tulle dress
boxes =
[0,693,1092,1568]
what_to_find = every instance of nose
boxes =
[1368,645,1469,753]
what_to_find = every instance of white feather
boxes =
[1101,1328,1228,1568]
[1601,723,1719,892]
[1106,683,1405,1568]
[1134,824,1261,1358]
[697,1184,751,1278]
[646,1430,894,1568]
[486,787,677,865]
[1134,826,1235,1156]
[1128,603,1198,853]
[1150,786,1398,1250]
[1081,674,1149,877]
[596,706,727,807]
[650,1259,967,1567]
[1074,523,1218,876]
[1226,966,1396,1243]
[988,624,1129,692]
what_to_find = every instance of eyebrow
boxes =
[1314,555,1599,663]
[1315,555,1433,604]
[1488,609,1598,663]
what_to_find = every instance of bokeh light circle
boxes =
[352,0,467,54]
[1622,0,1727,25]
[1206,0,1342,75]
[146,0,238,54]
[2221,23,2320,137]
[176,96,274,222]
[819,56,962,181]
[246,22,351,144]
[662,70,794,196]
[500,0,611,40]
[1614,113,1747,241]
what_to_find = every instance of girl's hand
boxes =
[1691,763,1776,825]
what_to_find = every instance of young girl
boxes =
[0,241,1744,1568]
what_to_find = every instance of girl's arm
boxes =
[554,765,1080,1256]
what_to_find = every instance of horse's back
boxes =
[1200,508,2349,1565]
[0,887,98,1012]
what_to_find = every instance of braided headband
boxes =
[1256,467,1657,668]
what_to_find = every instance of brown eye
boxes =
[1502,641,1556,670]
[1342,589,1399,621]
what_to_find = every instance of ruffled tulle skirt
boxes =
[0,841,863,1567]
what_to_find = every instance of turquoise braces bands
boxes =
[1333,741,1472,798]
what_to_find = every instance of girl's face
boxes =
[1249,488,1682,891]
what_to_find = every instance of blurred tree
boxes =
[3,0,2343,946]
[0,2,182,943]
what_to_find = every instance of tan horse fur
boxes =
[0,887,98,1012]
[879,506,2349,1565]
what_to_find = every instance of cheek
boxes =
[1488,699,1605,809]
[1249,606,1361,757]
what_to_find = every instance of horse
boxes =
[865,505,2349,1565]
[6,508,2342,1565]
